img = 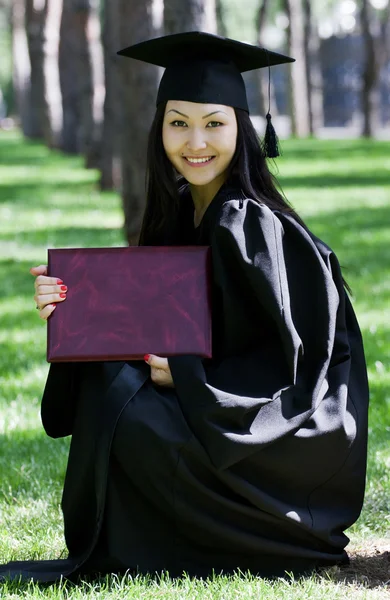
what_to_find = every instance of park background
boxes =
[0,0,389,598]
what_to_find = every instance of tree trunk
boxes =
[283,0,310,137]
[381,7,390,128]
[25,0,51,141]
[360,0,379,137]
[11,0,32,135]
[382,6,390,65]
[302,0,324,134]
[360,1,390,136]
[255,0,277,117]
[99,0,120,190]
[44,0,63,147]
[85,1,105,168]
[118,0,160,245]
[215,0,227,36]
[59,0,94,154]
[164,0,217,34]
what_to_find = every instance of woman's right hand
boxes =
[30,265,67,320]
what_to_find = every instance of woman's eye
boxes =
[169,120,223,128]
[171,120,188,127]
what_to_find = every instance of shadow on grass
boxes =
[1,552,389,592]
[0,134,84,168]
[330,542,390,588]
[3,226,124,250]
[0,428,69,498]
[280,172,390,189]
[279,138,390,162]
[303,205,390,286]
[0,259,44,298]
[305,204,390,234]
[0,181,98,202]
[0,183,121,216]
[0,338,46,384]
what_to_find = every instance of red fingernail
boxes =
[51,304,56,308]
[59,293,66,298]
[60,285,67,291]
[144,354,150,362]
[57,279,63,284]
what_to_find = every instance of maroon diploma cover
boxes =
[47,247,212,362]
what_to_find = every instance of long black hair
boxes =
[139,102,304,245]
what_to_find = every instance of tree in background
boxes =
[164,0,217,34]
[9,0,62,145]
[11,0,32,136]
[99,0,121,190]
[116,0,161,245]
[215,0,227,36]
[86,0,105,167]
[302,0,324,133]
[25,0,50,142]
[283,0,311,137]
[44,0,63,147]
[255,0,277,117]
[360,0,390,137]
[59,0,103,165]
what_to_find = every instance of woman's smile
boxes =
[182,156,216,167]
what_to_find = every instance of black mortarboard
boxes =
[117,32,295,157]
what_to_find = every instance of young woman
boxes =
[1,32,369,583]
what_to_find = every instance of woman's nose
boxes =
[186,129,207,152]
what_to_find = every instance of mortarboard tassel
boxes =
[262,51,281,158]
[263,112,280,158]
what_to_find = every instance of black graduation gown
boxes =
[0,183,369,582]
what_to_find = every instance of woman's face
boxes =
[162,100,238,187]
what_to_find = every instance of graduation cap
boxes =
[117,32,295,158]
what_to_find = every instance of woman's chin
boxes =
[182,171,220,187]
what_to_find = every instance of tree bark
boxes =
[85,0,105,168]
[25,0,51,141]
[302,0,324,134]
[11,0,32,135]
[44,0,63,147]
[117,0,160,245]
[381,5,390,65]
[215,0,227,37]
[59,0,94,155]
[283,0,310,137]
[255,0,277,117]
[360,0,379,137]
[360,1,390,136]
[99,0,120,190]
[164,0,217,34]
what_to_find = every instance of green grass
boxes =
[0,130,389,598]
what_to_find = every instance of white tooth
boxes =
[187,157,212,163]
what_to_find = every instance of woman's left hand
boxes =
[144,354,175,388]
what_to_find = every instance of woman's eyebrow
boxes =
[166,109,227,119]
[202,111,227,119]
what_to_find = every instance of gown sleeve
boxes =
[168,198,351,470]
[41,363,80,438]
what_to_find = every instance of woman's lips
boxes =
[182,156,216,167]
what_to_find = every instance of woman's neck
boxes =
[189,173,227,227]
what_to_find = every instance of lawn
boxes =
[0,130,389,598]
